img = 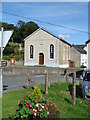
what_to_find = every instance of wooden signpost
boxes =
[0,60,7,67]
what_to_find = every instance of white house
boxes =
[85,40,90,69]
[24,28,73,68]
[24,27,81,68]
[72,45,87,67]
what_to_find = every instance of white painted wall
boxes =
[81,54,87,67]
[87,42,90,69]
[24,28,70,68]
[84,46,87,51]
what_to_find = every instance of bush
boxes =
[80,65,86,68]
[48,102,58,114]
[3,46,14,55]
[3,42,24,61]
[3,54,24,61]
[3,55,10,61]
[32,86,42,98]
[14,54,24,61]
[3,42,19,55]
[47,102,59,118]
[14,47,19,55]
[8,42,19,47]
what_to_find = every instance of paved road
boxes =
[2,66,83,92]
[3,74,73,92]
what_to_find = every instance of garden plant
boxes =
[14,86,59,119]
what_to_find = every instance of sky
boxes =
[1,2,88,44]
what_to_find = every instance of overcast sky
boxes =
[1,2,88,44]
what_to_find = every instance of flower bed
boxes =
[14,87,59,119]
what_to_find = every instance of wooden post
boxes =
[58,69,60,84]
[27,72,31,88]
[62,76,64,83]
[45,71,48,95]
[48,75,50,87]
[66,72,68,82]
[72,71,76,105]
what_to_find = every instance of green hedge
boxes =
[3,54,24,61]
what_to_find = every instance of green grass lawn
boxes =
[2,82,89,119]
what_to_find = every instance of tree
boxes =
[1,20,39,43]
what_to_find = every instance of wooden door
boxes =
[39,53,44,65]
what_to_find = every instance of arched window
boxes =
[50,44,54,59]
[30,45,33,58]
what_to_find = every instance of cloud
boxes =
[58,34,70,39]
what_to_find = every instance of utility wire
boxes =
[0,10,89,34]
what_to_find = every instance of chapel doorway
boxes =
[39,53,44,65]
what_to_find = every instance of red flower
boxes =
[24,95,26,99]
[46,104,49,110]
[25,102,29,107]
[46,106,48,110]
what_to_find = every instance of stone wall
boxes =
[70,47,81,67]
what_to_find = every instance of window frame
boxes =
[30,45,34,59]
[50,44,54,59]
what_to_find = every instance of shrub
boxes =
[48,102,58,113]
[3,54,24,61]
[13,54,24,61]
[47,102,59,118]
[32,86,42,98]
[14,47,19,55]
[3,46,14,55]
[80,65,86,68]
[8,42,19,47]
[3,55,10,61]
[22,48,24,54]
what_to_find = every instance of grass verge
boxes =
[2,82,89,119]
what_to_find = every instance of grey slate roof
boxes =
[72,45,87,54]
[86,39,90,44]
[24,27,71,46]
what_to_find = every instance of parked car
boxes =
[79,69,90,100]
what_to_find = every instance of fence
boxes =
[3,66,82,105]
